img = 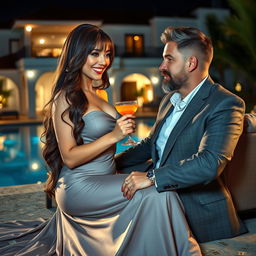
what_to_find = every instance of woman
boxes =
[0,24,201,255]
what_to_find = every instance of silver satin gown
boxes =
[0,111,202,256]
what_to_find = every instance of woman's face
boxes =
[81,43,111,83]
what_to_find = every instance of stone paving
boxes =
[0,115,43,127]
[0,183,55,222]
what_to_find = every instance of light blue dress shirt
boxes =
[155,77,208,169]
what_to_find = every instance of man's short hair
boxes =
[161,26,213,65]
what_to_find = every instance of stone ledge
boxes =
[0,183,45,196]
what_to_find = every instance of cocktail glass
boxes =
[115,100,138,146]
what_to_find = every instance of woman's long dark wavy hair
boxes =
[41,24,115,198]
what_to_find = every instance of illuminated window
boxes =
[125,34,144,56]
[31,33,65,57]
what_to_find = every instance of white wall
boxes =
[0,30,21,57]
[150,8,230,46]
[192,8,230,35]
[150,17,198,47]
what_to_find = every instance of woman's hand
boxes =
[122,172,152,200]
[111,114,136,142]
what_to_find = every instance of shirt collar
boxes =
[170,76,208,111]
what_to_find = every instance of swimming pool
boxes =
[0,118,155,186]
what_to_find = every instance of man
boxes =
[115,26,247,242]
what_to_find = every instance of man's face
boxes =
[159,41,188,91]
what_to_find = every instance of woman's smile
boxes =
[92,67,105,74]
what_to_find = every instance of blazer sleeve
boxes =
[115,94,172,173]
[155,94,246,192]
[115,136,152,173]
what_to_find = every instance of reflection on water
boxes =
[0,125,46,187]
[0,118,155,186]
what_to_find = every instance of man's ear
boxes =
[187,56,198,72]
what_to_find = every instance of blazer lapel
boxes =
[150,95,174,164]
[159,78,214,166]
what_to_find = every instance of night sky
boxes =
[0,0,230,28]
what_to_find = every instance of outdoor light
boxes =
[151,76,159,85]
[235,82,242,92]
[25,25,32,32]
[31,161,39,171]
[26,70,35,79]
[134,35,140,41]
[39,39,45,44]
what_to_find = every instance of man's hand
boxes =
[122,171,153,200]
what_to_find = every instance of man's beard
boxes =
[162,79,182,93]
[161,71,183,93]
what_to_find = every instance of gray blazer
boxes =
[115,77,248,242]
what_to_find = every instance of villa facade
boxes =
[0,8,230,118]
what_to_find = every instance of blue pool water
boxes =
[0,118,155,187]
